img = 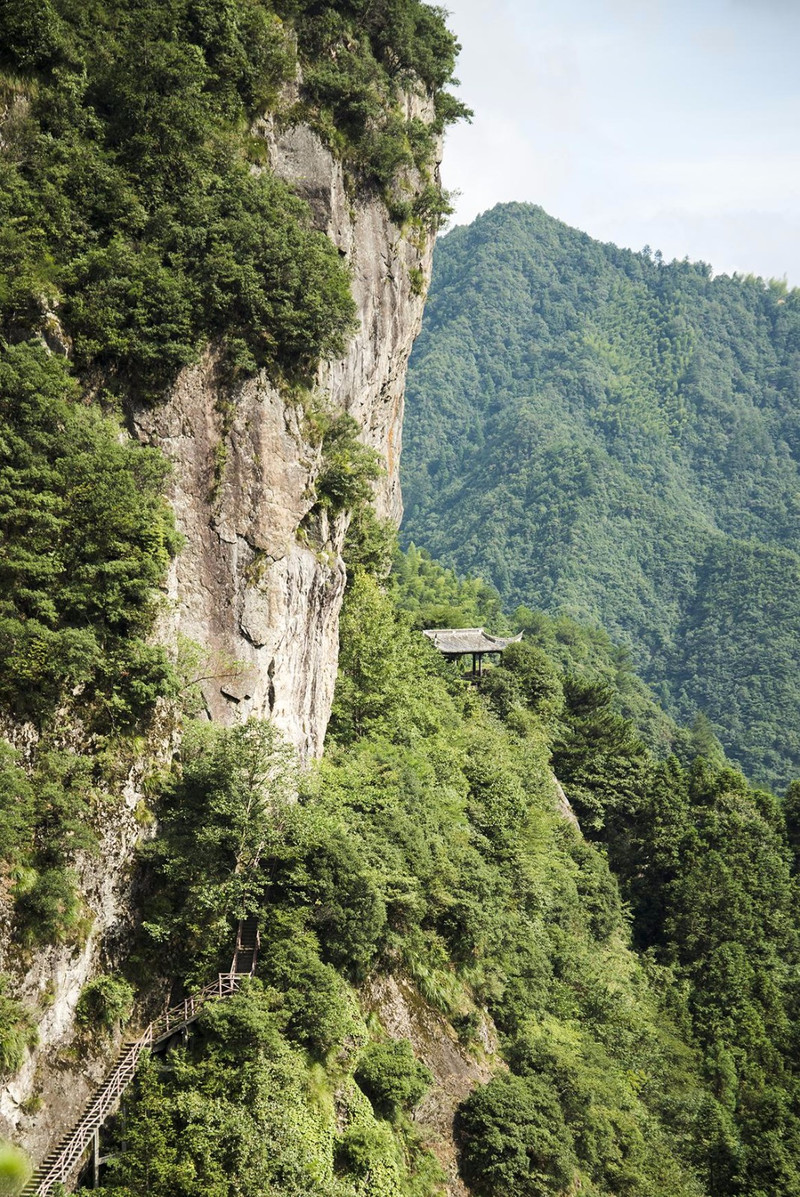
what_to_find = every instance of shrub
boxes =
[0,743,103,945]
[342,505,397,580]
[355,1039,432,1121]
[76,975,135,1032]
[14,867,86,946]
[0,1140,30,1192]
[298,827,387,979]
[263,930,361,1058]
[0,976,37,1076]
[0,742,34,867]
[500,642,565,720]
[314,413,384,515]
[335,1122,397,1178]
[455,1073,576,1196]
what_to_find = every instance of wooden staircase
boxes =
[231,915,259,977]
[20,918,259,1196]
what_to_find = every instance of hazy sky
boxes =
[440,0,800,282]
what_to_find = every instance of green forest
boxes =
[402,202,800,791]
[63,549,800,1197]
[3,2,800,1196]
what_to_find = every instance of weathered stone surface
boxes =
[553,775,581,829]
[131,356,349,758]
[132,116,437,756]
[362,973,498,1197]
[0,711,174,1157]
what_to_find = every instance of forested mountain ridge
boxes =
[402,202,800,790]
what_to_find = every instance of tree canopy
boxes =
[402,202,800,790]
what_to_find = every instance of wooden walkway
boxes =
[20,920,259,1196]
[231,916,259,977]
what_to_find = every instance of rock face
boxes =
[363,974,498,1197]
[1,116,438,1157]
[134,117,436,758]
[0,818,138,1162]
[0,711,175,1163]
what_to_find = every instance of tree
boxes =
[456,1073,576,1196]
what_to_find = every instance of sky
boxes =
[439,0,800,283]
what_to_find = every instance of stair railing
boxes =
[20,970,243,1196]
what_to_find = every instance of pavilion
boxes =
[423,627,523,681]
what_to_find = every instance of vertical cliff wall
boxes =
[1,112,439,1158]
[134,113,435,758]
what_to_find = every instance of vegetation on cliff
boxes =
[0,343,179,728]
[402,202,800,790]
[0,344,180,948]
[75,548,800,1197]
[0,0,462,946]
[3,7,799,1197]
[0,0,465,396]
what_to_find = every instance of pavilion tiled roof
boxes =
[422,627,523,655]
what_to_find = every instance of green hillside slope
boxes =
[402,203,800,790]
[80,551,800,1197]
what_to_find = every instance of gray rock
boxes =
[135,117,438,757]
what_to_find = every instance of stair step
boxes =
[24,969,244,1195]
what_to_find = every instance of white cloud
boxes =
[440,0,800,282]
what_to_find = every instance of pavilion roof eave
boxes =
[422,627,523,655]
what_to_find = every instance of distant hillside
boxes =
[402,202,800,791]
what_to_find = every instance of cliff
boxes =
[134,110,435,758]
[0,112,438,1160]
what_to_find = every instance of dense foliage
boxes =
[0,0,355,394]
[0,342,179,726]
[88,557,800,1197]
[0,0,464,395]
[85,983,439,1197]
[390,541,507,631]
[402,202,800,789]
[0,0,463,948]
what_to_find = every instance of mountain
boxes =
[401,202,800,791]
[0,0,464,1175]
[4,8,800,1197]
